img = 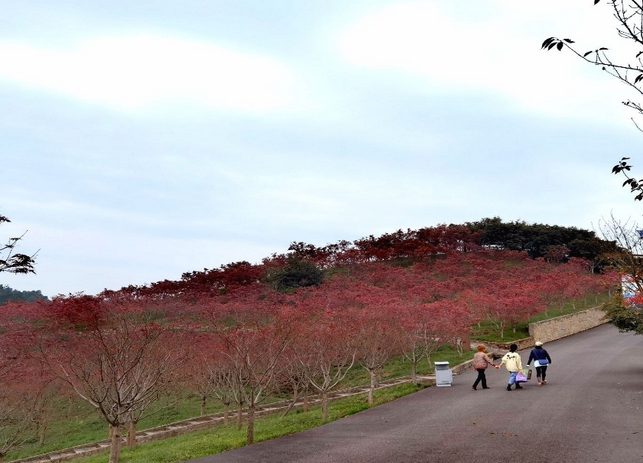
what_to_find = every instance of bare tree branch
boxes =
[542,1,643,200]
[0,214,38,274]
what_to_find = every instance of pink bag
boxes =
[515,371,528,383]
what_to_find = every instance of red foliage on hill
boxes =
[0,227,620,459]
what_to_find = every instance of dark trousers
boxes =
[536,366,548,381]
[473,368,487,389]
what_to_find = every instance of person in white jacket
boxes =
[498,343,523,391]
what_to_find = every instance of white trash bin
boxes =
[434,361,452,387]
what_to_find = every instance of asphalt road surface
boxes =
[186,324,643,463]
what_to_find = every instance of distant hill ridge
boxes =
[0,284,48,305]
[112,217,615,299]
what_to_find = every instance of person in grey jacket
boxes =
[526,341,552,385]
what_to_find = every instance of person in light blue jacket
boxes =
[526,341,552,386]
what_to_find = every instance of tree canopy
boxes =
[465,217,613,266]
[265,255,324,293]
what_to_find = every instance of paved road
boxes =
[187,324,643,463]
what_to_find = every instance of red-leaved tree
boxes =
[202,297,297,445]
[34,295,187,463]
[0,302,55,463]
[294,305,356,420]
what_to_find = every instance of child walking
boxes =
[498,343,523,391]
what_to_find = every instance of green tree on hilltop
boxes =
[0,285,47,305]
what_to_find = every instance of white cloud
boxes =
[0,33,296,113]
[337,1,634,122]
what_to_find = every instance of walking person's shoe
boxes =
[542,380,547,385]
[483,387,491,389]
[506,384,512,391]
[537,381,542,386]
[515,384,523,389]
[472,386,477,390]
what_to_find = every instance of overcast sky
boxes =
[3,0,643,297]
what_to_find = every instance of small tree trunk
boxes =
[37,412,47,446]
[369,369,378,389]
[200,395,207,416]
[109,424,122,463]
[321,391,329,421]
[292,382,299,405]
[281,384,300,417]
[460,333,471,351]
[126,421,137,447]
[302,387,309,413]
[246,404,255,445]
[368,369,377,406]
[236,403,243,430]
[410,361,417,385]
[222,402,230,425]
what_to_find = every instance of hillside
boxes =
[114,218,614,299]
[0,219,619,463]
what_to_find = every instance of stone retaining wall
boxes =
[528,307,607,344]
[469,307,607,364]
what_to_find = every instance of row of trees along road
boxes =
[2,235,618,463]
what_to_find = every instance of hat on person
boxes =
[535,341,543,346]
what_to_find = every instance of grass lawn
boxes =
[63,383,426,463]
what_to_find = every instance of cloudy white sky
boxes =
[2,0,643,297]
